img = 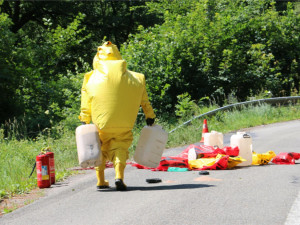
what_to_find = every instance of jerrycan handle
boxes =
[243,134,251,138]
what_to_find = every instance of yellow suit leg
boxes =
[99,130,133,191]
[95,152,109,189]
[114,159,126,180]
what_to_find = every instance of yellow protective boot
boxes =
[96,169,110,190]
[114,163,127,191]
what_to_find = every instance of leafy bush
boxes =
[121,0,300,117]
[175,93,196,118]
[1,0,299,137]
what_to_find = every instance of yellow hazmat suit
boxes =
[79,41,156,191]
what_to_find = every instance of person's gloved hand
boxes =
[146,118,155,126]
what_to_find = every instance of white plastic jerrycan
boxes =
[204,130,224,148]
[134,125,168,168]
[75,124,102,168]
[230,132,252,166]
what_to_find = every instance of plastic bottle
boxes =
[230,132,252,166]
[75,124,102,168]
[134,125,168,168]
[204,130,224,148]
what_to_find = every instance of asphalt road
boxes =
[1,120,300,225]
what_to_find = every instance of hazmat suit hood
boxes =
[93,41,123,71]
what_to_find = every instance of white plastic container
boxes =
[204,130,224,148]
[230,131,252,166]
[134,125,168,168]
[75,124,102,168]
[188,146,200,161]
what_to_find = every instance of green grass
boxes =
[1,103,300,200]
[0,132,80,200]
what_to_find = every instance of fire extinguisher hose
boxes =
[28,162,36,178]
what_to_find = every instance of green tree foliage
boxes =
[0,10,18,125]
[8,13,90,135]
[0,0,161,137]
[0,0,299,136]
[1,0,162,64]
[121,0,300,117]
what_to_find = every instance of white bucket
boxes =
[230,132,252,166]
[134,125,168,168]
[204,130,224,148]
[75,124,102,168]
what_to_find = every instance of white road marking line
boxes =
[285,190,300,225]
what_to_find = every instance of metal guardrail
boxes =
[169,96,300,134]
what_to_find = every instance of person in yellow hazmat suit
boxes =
[79,41,156,191]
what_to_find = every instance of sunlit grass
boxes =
[0,132,79,200]
[167,104,300,147]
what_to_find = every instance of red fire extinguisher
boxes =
[46,151,55,184]
[36,153,51,188]
[36,147,56,188]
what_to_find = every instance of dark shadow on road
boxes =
[50,182,69,188]
[97,183,215,192]
[128,183,214,191]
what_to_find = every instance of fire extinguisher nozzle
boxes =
[28,162,36,178]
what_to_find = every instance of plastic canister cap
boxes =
[211,130,222,135]
[146,178,162,183]
[199,171,209,175]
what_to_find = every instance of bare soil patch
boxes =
[0,188,44,216]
